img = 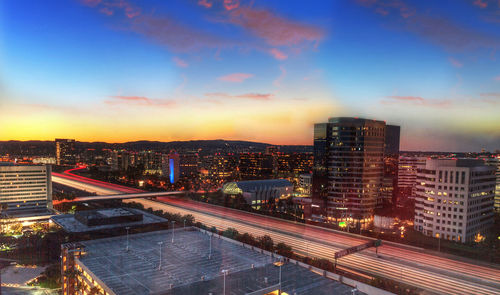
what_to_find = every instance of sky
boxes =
[0,0,499,152]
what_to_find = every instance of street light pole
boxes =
[222,269,228,295]
[209,234,212,259]
[158,242,163,270]
[125,227,130,252]
[171,221,176,243]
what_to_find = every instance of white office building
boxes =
[0,163,53,216]
[397,156,426,201]
[414,159,495,243]
[481,155,500,212]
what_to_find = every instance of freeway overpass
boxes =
[51,170,500,295]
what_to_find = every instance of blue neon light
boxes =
[169,158,175,183]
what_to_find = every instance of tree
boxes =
[238,233,257,246]
[222,228,239,240]
[258,235,274,251]
[275,242,293,258]
[89,286,100,295]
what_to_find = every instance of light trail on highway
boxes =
[52,171,500,295]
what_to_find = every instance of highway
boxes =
[52,170,500,295]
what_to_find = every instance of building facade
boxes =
[0,163,52,216]
[312,117,386,228]
[397,156,426,203]
[222,179,293,209]
[55,138,76,166]
[414,159,496,243]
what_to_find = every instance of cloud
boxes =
[494,75,500,81]
[217,73,253,82]
[478,93,500,104]
[225,6,324,47]
[473,0,488,8]
[273,66,286,87]
[84,0,141,18]
[172,57,188,68]
[269,48,288,60]
[205,92,274,101]
[383,95,452,107]
[356,0,500,51]
[224,0,240,11]
[449,57,463,68]
[106,96,176,107]
[198,0,212,8]
[99,7,113,16]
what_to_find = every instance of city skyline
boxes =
[1,0,500,151]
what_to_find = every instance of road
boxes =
[52,170,500,295]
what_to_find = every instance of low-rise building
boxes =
[222,179,293,209]
[414,158,496,243]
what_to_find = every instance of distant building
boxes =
[179,153,199,178]
[384,125,400,156]
[397,156,426,203]
[162,151,180,183]
[222,179,293,209]
[238,153,274,180]
[111,150,130,171]
[312,117,386,228]
[298,174,312,196]
[209,153,239,180]
[0,163,52,217]
[55,138,76,165]
[414,158,496,243]
[481,155,500,212]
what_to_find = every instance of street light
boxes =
[208,233,212,259]
[171,221,176,243]
[273,255,284,295]
[158,242,163,270]
[221,269,228,295]
[125,227,130,252]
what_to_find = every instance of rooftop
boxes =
[74,229,361,295]
[223,179,292,194]
[51,208,167,233]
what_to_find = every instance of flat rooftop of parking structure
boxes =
[51,208,167,233]
[74,229,363,295]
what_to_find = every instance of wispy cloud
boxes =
[224,0,240,11]
[273,66,287,87]
[172,56,188,68]
[478,92,500,104]
[83,0,141,18]
[269,48,288,60]
[225,6,324,47]
[198,0,213,9]
[217,73,254,82]
[382,95,452,108]
[106,96,176,107]
[449,57,463,68]
[356,0,500,51]
[205,92,274,101]
[473,0,488,9]
[494,75,500,81]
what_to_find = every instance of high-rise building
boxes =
[384,125,400,156]
[380,124,400,207]
[414,159,495,243]
[164,151,180,184]
[397,156,426,203]
[312,117,386,227]
[111,150,130,171]
[55,138,76,165]
[0,163,52,217]
[481,155,500,212]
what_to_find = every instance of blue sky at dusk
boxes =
[1,0,499,151]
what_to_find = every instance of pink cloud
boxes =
[383,96,452,108]
[198,0,213,8]
[217,73,254,82]
[224,0,240,11]
[106,96,176,107]
[273,66,286,87]
[473,0,488,8]
[205,92,274,101]
[449,57,463,68]
[494,75,500,81]
[172,57,188,68]
[99,7,113,16]
[269,48,288,60]
[226,6,324,47]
